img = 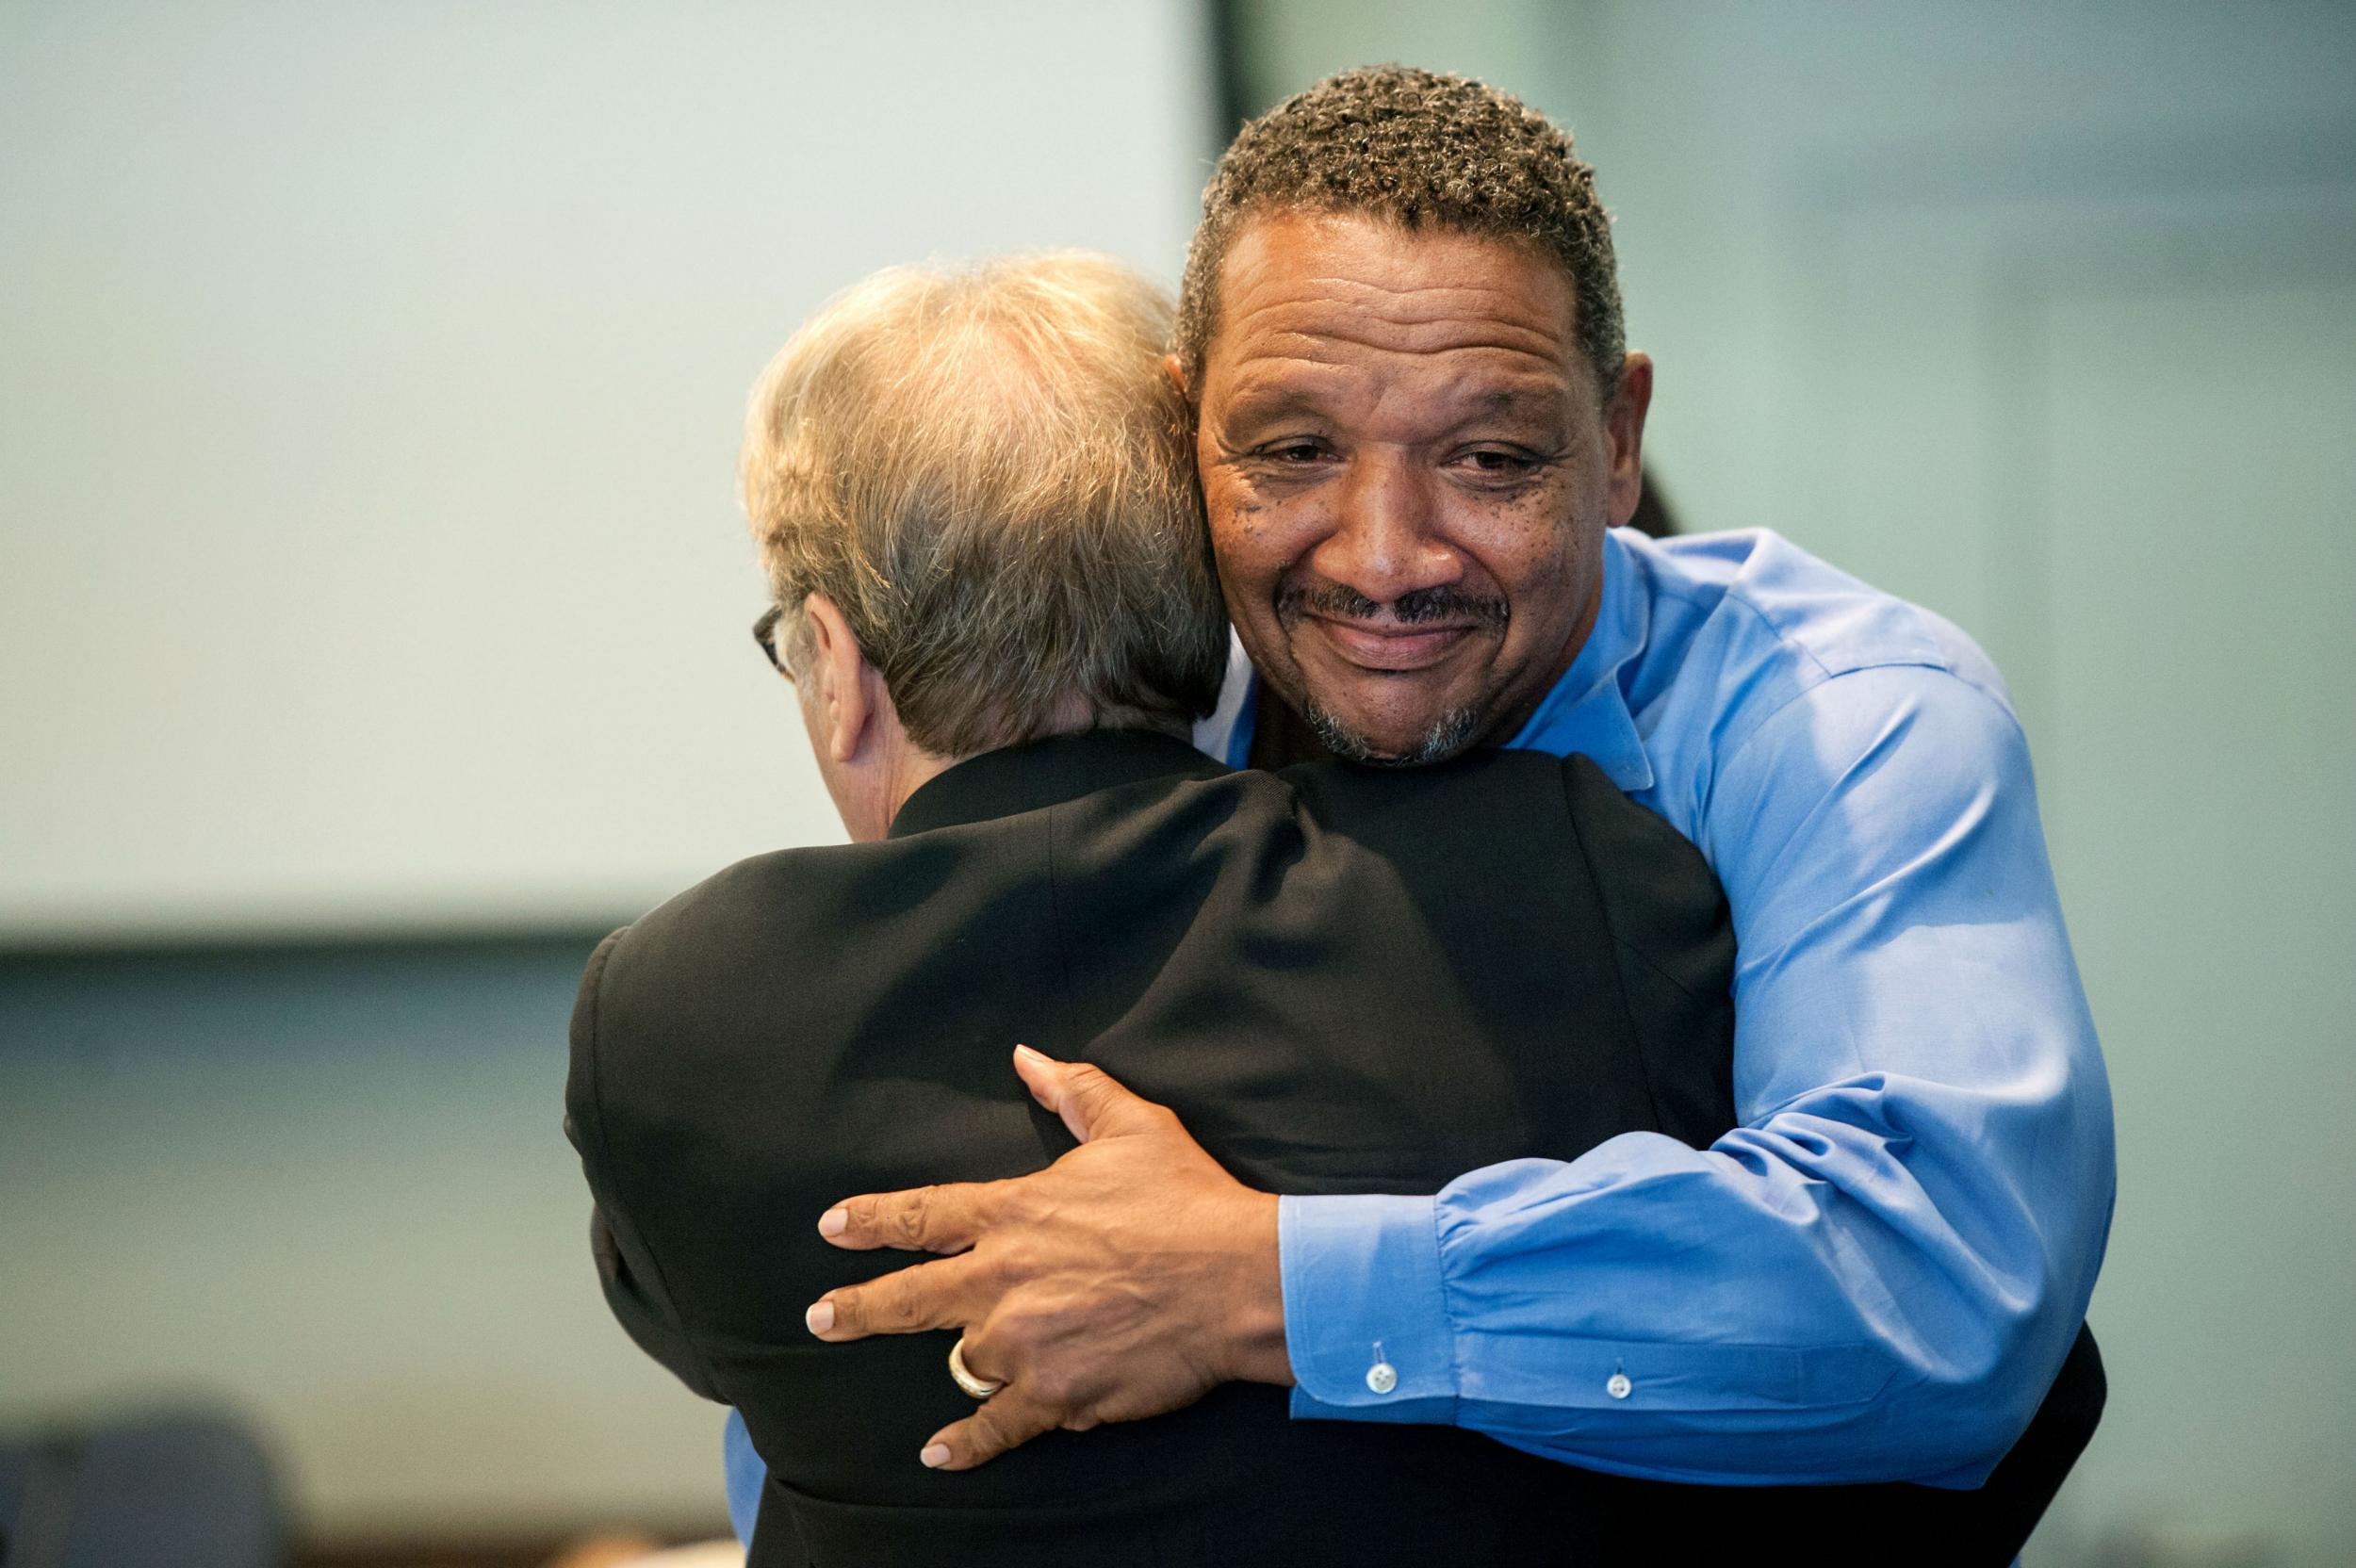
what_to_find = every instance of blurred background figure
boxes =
[0,1407,288,1568]
[2,3,2348,1564]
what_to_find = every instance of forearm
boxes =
[1283,1080,2109,1485]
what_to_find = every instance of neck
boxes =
[879,748,956,831]
[874,709,1189,836]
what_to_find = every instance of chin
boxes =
[1302,695,1487,767]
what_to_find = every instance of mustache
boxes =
[1276,582,1511,632]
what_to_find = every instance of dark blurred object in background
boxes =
[0,1407,289,1568]
[1628,466,1677,539]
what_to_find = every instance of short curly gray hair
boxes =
[741,253,1227,758]
[1175,66,1625,402]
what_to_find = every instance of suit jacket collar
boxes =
[890,728,1227,839]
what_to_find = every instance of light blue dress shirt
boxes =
[722,527,2114,1531]
[724,1407,763,1544]
[1225,528,2115,1490]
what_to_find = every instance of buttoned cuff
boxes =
[1279,1192,1459,1425]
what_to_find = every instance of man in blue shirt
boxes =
[784,64,2113,1510]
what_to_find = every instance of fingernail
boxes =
[921,1443,952,1468]
[1013,1043,1049,1067]
[818,1207,848,1237]
[805,1299,834,1334]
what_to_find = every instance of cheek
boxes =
[1455,487,1587,601]
[1206,480,1296,588]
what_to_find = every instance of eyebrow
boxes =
[1218,380,1333,429]
[1459,385,1574,423]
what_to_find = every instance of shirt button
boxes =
[1606,1372,1632,1400]
[1366,1362,1399,1395]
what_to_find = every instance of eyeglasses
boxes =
[752,605,794,681]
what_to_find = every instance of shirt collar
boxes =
[890,728,1228,839]
[1500,529,1654,793]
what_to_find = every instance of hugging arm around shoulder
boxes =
[1280,664,2118,1487]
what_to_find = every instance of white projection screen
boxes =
[0,1,1217,943]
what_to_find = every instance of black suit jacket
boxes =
[568,728,2097,1566]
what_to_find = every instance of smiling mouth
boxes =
[1303,614,1484,672]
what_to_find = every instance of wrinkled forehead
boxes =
[1214,207,1576,334]
[1200,209,1590,426]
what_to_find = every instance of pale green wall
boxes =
[1232,6,2356,1563]
[0,0,1214,945]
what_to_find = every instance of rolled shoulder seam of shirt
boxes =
[1701,657,2023,819]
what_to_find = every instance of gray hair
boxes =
[741,252,1228,757]
[1176,66,1626,403]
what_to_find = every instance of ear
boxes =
[1162,351,1195,407]
[800,593,875,765]
[1603,351,1654,531]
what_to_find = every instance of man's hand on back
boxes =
[805,1045,1291,1469]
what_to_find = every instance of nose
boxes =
[1304,451,1463,612]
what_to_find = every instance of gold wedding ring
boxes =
[947,1336,1004,1400]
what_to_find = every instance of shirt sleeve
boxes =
[1279,664,2117,1486]
[723,1409,763,1547]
